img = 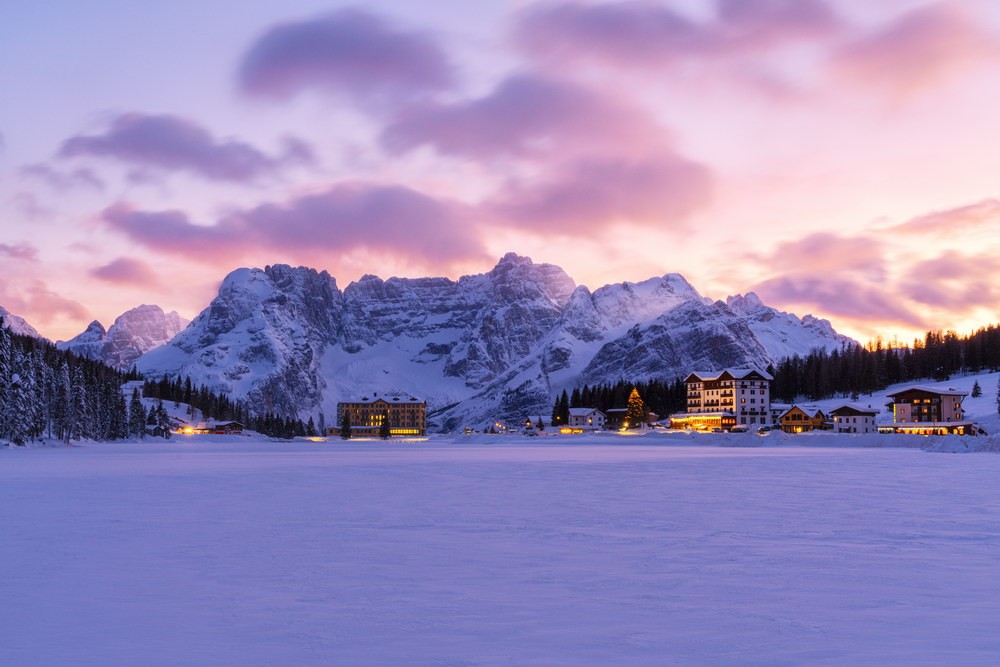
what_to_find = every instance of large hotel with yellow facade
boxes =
[333,393,427,436]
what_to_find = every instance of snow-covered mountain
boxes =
[135,254,853,429]
[0,305,45,339]
[58,305,187,369]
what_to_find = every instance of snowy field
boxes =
[3,437,1000,665]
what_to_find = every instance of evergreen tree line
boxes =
[771,326,1000,402]
[0,318,143,445]
[0,317,313,444]
[552,377,688,425]
[140,375,315,439]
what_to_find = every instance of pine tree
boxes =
[0,320,11,443]
[996,376,1000,419]
[129,388,146,439]
[306,416,316,437]
[6,353,30,446]
[379,412,390,440]
[972,380,982,398]
[625,387,647,429]
[340,410,353,439]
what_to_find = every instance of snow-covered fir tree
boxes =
[129,389,146,439]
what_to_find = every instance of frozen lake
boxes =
[3,438,1000,665]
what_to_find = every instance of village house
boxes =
[780,406,827,434]
[882,385,973,435]
[333,393,427,436]
[670,368,772,431]
[829,404,879,434]
[568,408,605,430]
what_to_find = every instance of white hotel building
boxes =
[669,368,773,431]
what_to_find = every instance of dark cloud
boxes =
[101,183,487,265]
[831,3,995,95]
[0,242,38,261]
[381,72,659,159]
[59,113,314,182]
[21,163,105,192]
[488,155,712,233]
[238,8,455,106]
[90,257,160,286]
[513,0,841,67]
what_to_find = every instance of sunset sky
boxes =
[2,0,1000,343]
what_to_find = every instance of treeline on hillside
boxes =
[0,317,314,445]
[0,319,143,445]
[551,378,687,425]
[771,326,1000,402]
[141,375,318,438]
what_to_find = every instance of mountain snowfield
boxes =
[1,254,851,429]
[121,254,852,430]
[56,304,188,369]
[0,305,43,339]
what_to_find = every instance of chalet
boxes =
[568,408,605,430]
[670,368,772,431]
[882,385,973,435]
[780,406,826,433]
[212,421,244,434]
[604,408,628,430]
[829,404,879,434]
[333,393,427,436]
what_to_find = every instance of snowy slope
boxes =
[0,305,44,339]
[58,305,187,369]
[726,292,851,357]
[135,254,856,429]
[807,370,1000,433]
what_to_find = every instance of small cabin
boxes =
[780,406,826,434]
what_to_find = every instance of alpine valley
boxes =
[12,254,853,431]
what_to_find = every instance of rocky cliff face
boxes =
[58,305,187,369]
[133,254,854,429]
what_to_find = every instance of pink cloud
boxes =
[0,279,88,325]
[748,233,888,280]
[238,8,455,107]
[381,72,659,160]
[60,113,314,183]
[893,198,1000,235]
[101,183,487,266]
[488,154,712,233]
[899,251,1000,309]
[754,275,924,328]
[0,242,38,262]
[90,258,160,286]
[831,3,996,95]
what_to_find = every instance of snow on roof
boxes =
[344,394,424,404]
[829,403,880,415]
[687,368,774,382]
[784,405,825,418]
[887,385,968,398]
[568,407,603,417]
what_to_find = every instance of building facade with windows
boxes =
[829,404,879,434]
[882,385,973,435]
[568,408,606,429]
[670,368,773,430]
[334,393,427,436]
